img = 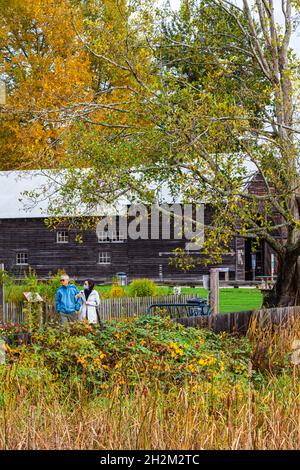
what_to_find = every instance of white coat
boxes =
[78,289,101,324]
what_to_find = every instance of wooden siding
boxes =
[0,204,243,281]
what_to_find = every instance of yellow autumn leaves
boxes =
[77,351,106,369]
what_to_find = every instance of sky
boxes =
[168,0,300,56]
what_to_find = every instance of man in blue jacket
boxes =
[55,274,82,325]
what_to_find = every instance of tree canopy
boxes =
[1,0,300,306]
[0,0,148,169]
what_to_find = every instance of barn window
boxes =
[57,231,69,243]
[111,231,126,242]
[98,252,111,264]
[98,230,126,242]
[16,252,28,265]
[97,230,110,242]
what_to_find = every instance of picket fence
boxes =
[0,294,196,325]
[1,299,300,337]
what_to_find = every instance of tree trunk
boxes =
[264,252,300,307]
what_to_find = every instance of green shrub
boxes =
[128,278,157,297]
[4,269,77,304]
[4,268,39,303]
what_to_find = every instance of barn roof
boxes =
[0,170,53,219]
[0,170,130,219]
[0,169,183,219]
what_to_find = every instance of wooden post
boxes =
[210,268,219,315]
[0,263,5,319]
[0,82,6,106]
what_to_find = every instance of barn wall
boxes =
[0,205,241,282]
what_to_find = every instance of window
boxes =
[98,252,111,264]
[111,230,126,242]
[110,231,118,242]
[57,231,69,243]
[98,230,126,243]
[97,230,110,242]
[16,252,28,265]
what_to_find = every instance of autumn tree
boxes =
[22,0,160,217]
[5,0,300,307]
[0,0,143,169]
[65,1,300,306]
[148,0,300,307]
[0,0,93,168]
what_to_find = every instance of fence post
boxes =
[0,263,5,319]
[210,269,219,315]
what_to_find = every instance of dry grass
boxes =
[1,370,300,449]
[1,315,300,450]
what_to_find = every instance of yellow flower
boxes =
[169,342,185,357]
[77,355,87,366]
[100,383,109,389]
[207,357,216,365]
[93,358,101,368]
[198,355,216,367]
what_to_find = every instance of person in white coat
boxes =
[77,279,101,324]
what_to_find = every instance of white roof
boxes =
[0,169,184,219]
[0,170,53,219]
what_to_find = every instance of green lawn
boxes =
[178,287,262,313]
[96,285,263,314]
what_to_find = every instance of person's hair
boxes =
[83,278,95,300]
[60,274,70,281]
[86,279,95,291]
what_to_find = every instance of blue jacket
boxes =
[55,283,82,314]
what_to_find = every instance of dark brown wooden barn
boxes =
[0,170,278,283]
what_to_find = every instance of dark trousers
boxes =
[59,311,77,326]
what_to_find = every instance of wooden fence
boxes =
[1,298,300,336]
[0,294,196,324]
[95,294,195,320]
[177,306,300,334]
[0,303,24,324]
